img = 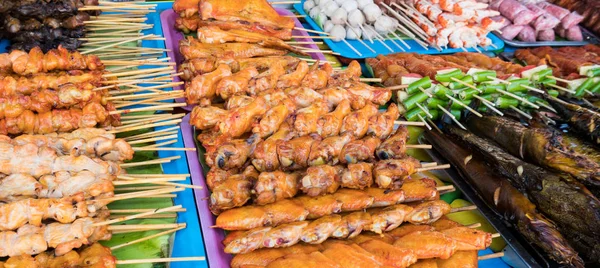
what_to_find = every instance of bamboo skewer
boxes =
[120,156,181,168]
[109,223,185,232]
[438,104,467,130]
[111,103,187,115]
[445,94,483,117]
[134,147,197,152]
[82,34,158,55]
[111,226,185,250]
[113,177,187,186]
[417,114,431,130]
[478,252,505,261]
[395,121,426,126]
[116,257,206,265]
[94,205,183,227]
[110,208,187,214]
[449,205,477,213]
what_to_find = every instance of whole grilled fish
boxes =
[425,129,584,267]
[466,116,600,196]
[546,96,600,146]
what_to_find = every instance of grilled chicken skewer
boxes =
[0,243,116,268]
[0,47,103,75]
[0,142,120,178]
[0,129,133,161]
[0,70,105,97]
[223,200,456,254]
[214,177,440,230]
[0,217,111,257]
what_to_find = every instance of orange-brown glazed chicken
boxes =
[248,63,286,95]
[294,195,343,219]
[328,61,362,88]
[358,239,418,268]
[209,166,259,215]
[173,0,199,18]
[339,136,382,164]
[253,171,302,206]
[225,95,254,110]
[373,158,422,188]
[205,167,239,190]
[317,99,351,138]
[253,103,294,138]
[340,104,379,138]
[333,189,375,212]
[300,165,344,197]
[376,125,410,160]
[302,63,333,90]
[402,178,439,202]
[393,231,457,259]
[368,204,414,234]
[368,103,400,140]
[441,227,492,251]
[252,122,294,172]
[340,162,373,190]
[217,96,268,138]
[405,200,452,225]
[318,87,354,109]
[308,134,354,166]
[215,66,259,100]
[301,215,343,244]
[230,244,323,268]
[199,0,295,32]
[196,26,303,54]
[346,83,392,109]
[285,87,324,109]
[321,241,383,268]
[436,250,478,268]
[180,37,288,60]
[185,64,232,106]
[365,187,406,207]
[277,134,321,171]
[387,223,436,239]
[212,134,261,170]
[266,251,341,268]
[293,101,329,136]
[277,61,310,89]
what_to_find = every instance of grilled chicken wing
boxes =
[213,134,261,169]
[365,187,406,207]
[317,99,352,138]
[328,61,361,87]
[346,84,392,109]
[277,61,309,89]
[206,167,238,190]
[277,134,321,171]
[230,244,323,268]
[340,162,373,190]
[180,38,288,60]
[406,200,452,225]
[189,105,227,130]
[293,101,329,136]
[394,231,457,259]
[373,158,422,188]
[254,103,294,138]
[441,227,492,251]
[302,63,333,90]
[332,212,373,239]
[308,134,354,166]
[436,250,478,268]
[402,178,439,202]
[266,200,310,228]
[266,252,341,268]
[376,125,409,160]
[295,195,343,219]
[209,166,259,215]
[215,66,259,100]
[369,204,414,234]
[224,227,270,254]
[321,241,383,267]
[368,103,400,140]
[216,199,308,230]
[341,104,379,138]
[318,87,355,109]
[252,122,294,172]
[358,239,418,268]
[254,171,302,205]
[300,165,344,197]
[339,136,382,164]
[225,95,254,110]
[333,189,375,212]
[185,64,232,105]
[430,217,461,231]
[301,215,343,244]
[387,223,436,239]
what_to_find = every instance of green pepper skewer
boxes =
[495,97,519,109]
[437,104,467,130]
[433,84,451,100]
[445,94,483,117]
[426,98,449,109]
[508,105,533,120]
[473,95,504,116]
[435,69,463,82]
[574,77,594,98]
[406,77,431,95]
[472,70,496,82]
[402,92,430,111]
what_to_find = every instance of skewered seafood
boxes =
[215,178,440,230]
[425,128,584,266]
[0,47,103,75]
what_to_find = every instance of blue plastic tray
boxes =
[293,1,504,59]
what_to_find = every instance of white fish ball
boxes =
[357,0,373,10]
[319,0,332,7]
[362,3,382,23]
[314,0,320,4]
[316,13,328,28]
[341,0,358,12]
[323,1,340,17]
[363,26,378,40]
[324,20,335,32]
[309,7,321,19]
[330,8,348,24]
[303,0,315,12]
[329,24,347,41]
[348,9,365,27]
[346,26,362,39]
[334,0,346,5]
[374,16,394,34]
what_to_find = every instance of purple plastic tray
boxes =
[160,8,328,111]
[182,114,231,267]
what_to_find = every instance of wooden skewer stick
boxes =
[406,144,432,149]
[286,41,322,45]
[421,162,438,168]
[111,103,187,115]
[116,257,206,265]
[388,29,411,50]
[284,15,306,18]
[450,77,482,93]
[110,208,187,214]
[143,139,178,148]
[120,156,181,168]
[294,27,329,35]
[113,177,186,186]
[438,105,467,130]
[115,186,169,191]
[436,185,455,192]
[291,35,336,39]
[387,85,408,90]
[154,181,203,190]
[118,114,184,129]
[360,78,382,83]
[134,147,196,152]
[126,133,178,145]
[536,101,557,113]
[547,75,571,83]
[416,103,433,119]
[450,205,478,213]
[445,94,483,117]
[124,126,180,141]
[417,114,431,130]
[495,88,540,109]
[115,94,184,109]
[546,83,576,94]
[82,34,157,55]
[107,90,184,101]
[492,233,501,238]
[121,173,190,178]
[509,106,533,120]
[94,205,183,226]
[465,223,482,228]
[103,66,173,78]
[478,252,505,261]
[341,39,363,56]
[108,223,185,232]
[394,120,426,126]
[99,187,184,202]
[473,95,504,116]
[343,20,376,53]
[111,226,185,250]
